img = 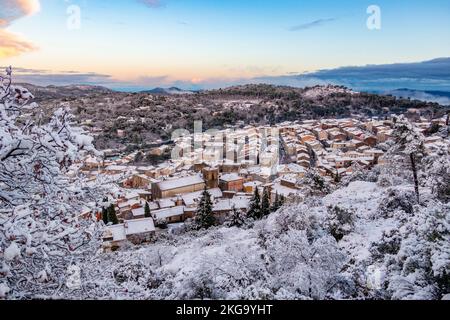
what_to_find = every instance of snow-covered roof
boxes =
[124,218,155,235]
[153,206,185,220]
[157,198,176,209]
[220,173,243,182]
[131,207,145,218]
[182,188,223,207]
[157,175,204,191]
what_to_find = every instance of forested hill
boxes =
[30,83,449,149]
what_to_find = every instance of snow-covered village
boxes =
[1,0,450,306]
[1,66,449,301]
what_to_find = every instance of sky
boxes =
[1,0,450,91]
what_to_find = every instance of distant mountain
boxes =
[140,87,196,95]
[16,83,113,102]
[382,88,450,106]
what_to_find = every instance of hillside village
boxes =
[74,113,449,252]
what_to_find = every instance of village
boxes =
[75,113,449,252]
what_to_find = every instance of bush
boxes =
[326,205,355,241]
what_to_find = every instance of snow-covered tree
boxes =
[226,206,245,228]
[247,187,262,220]
[300,169,332,196]
[195,188,215,229]
[326,205,355,241]
[423,151,450,202]
[144,202,151,218]
[107,204,119,225]
[390,115,425,202]
[270,192,281,212]
[261,188,270,217]
[0,67,103,299]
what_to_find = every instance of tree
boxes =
[300,169,332,196]
[391,115,425,203]
[326,205,355,241]
[134,151,144,163]
[0,67,104,299]
[144,202,151,218]
[271,192,281,212]
[107,204,119,225]
[279,194,286,206]
[101,197,109,224]
[261,188,271,217]
[226,206,245,228]
[247,187,262,220]
[195,188,215,229]
[102,206,109,225]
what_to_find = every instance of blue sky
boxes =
[1,0,450,90]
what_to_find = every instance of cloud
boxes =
[0,0,40,58]
[289,18,336,31]
[1,66,115,86]
[7,58,450,99]
[139,0,165,8]
[295,57,450,91]
[0,29,37,58]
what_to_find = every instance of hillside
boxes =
[29,83,450,150]
[42,164,450,300]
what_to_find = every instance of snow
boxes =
[106,224,127,242]
[131,207,145,218]
[182,188,223,207]
[125,218,155,235]
[153,206,185,220]
[219,173,243,182]
[0,283,10,298]
[4,242,20,261]
[324,181,396,260]
[158,175,204,191]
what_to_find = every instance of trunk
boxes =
[410,153,420,203]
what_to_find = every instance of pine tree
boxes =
[107,204,119,225]
[195,188,215,229]
[101,197,109,224]
[261,188,270,217]
[144,202,151,218]
[102,207,108,224]
[391,115,425,203]
[271,192,280,212]
[248,187,262,220]
[279,194,286,206]
[227,206,245,227]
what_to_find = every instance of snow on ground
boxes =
[324,181,395,261]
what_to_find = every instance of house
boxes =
[219,173,244,192]
[363,136,378,147]
[122,174,153,189]
[130,207,146,220]
[243,181,263,193]
[181,188,223,207]
[102,218,156,251]
[151,175,205,199]
[212,196,250,221]
[117,199,142,217]
[152,206,186,223]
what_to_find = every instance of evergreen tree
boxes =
[102,206,108,224]
[195,188,215,229]
[227,206,245,227]
[107,204,119,225]
[248,187,262,220]
[144,202,151,218]
[271,192,280,212]
[279,194,286,206]
[391,115,425,203]
[261,188,271,217]
[101,197,108,224]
